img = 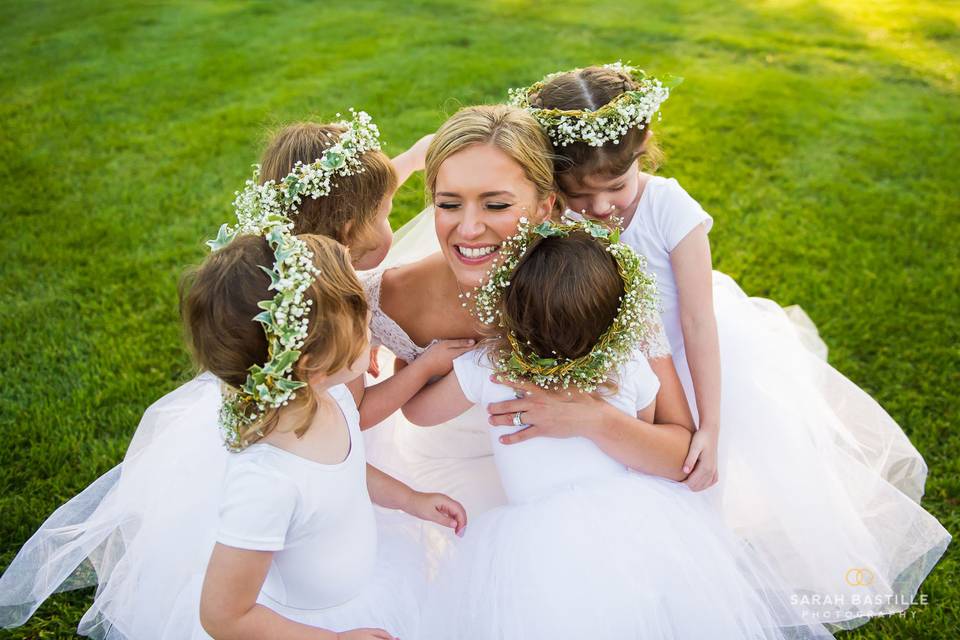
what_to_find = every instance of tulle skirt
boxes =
[671,271,951,630]
[423,472,835,640]
[0,373,428,639]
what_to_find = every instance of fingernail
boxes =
[683,466,690,473]
[500,436,507,443]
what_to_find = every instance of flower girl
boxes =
[404,219,833,639]
[505,62,951,627]
[0,111,465,638]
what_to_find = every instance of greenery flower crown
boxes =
[224,108,382,239]
[507,61,677,148]
[469,217,661,392]
[204,109,381,449]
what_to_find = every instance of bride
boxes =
[361,103,694,519]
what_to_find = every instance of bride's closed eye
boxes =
[435,202,513,211]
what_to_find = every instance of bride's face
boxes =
[434,143,555,288]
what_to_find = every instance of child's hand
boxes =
[404,491,467,537]
[404,134,435,173]
[367,345,381,378]
[416,338,476,378]
[682,428,719,491]
[337,628,397,640]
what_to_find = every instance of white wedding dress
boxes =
[422,349,835,639]
[364,202,950,631]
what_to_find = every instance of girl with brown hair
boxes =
[505,62,950,629]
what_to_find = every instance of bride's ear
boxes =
[536,193,557,219]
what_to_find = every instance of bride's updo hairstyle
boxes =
[529,66,663,181]
[424,105,557,211]
[181,234,368,445]
[500,230,624,364]
[260,123,398,255]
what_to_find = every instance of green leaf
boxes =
[275,378,307,392]
[320,151,345,170]
[253,310,273,325]
[205,224,234,252]
[272,349,301,373]
[259,265,282,288]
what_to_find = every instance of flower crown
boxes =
[468,217,660,392]
[204,109,381,449]
[507,62,676,148]
[226,108,382,238]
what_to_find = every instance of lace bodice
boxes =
[360,268,429,363]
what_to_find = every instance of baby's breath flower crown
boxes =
[229,109,382,236]
[507,62,678,148]
[204,109,381,449]
[469,217,660,392]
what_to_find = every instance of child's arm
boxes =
[390,134,434,187]
[355,338,475,429]
[402,370,474,426]
[200,545,395,639]
[366,464,467,536]
[648,355,696,432]
[671,225,721,490]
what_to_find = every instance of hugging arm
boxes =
[200,545,348,639]
[402,370,473,427]
[351,339,475,429]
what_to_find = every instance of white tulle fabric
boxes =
[364,205,950,631]
[422,351,835,639]
[0,374,428,638]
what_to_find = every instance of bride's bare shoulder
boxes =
[380,253,447,317]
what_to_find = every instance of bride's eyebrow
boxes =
[480,191,515,198]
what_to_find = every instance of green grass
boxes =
[1,0,958,637]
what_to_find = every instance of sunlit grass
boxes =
[1,1,957,638]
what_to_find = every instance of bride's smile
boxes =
[433,142,552,287]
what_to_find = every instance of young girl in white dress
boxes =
[0,112,466,638]
[500,62,951,628]
[404,219,834,639]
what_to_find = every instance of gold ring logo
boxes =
[845,567,875,587]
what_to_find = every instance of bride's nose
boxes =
[458,205,486,239]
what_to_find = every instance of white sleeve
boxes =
[452,350,487,404]
[217,463,298,551]
[628,355,661,412]
[653,178,714,252]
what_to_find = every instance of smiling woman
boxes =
[359,104,693,522]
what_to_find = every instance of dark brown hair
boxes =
[260,122,398,256]
[180,234,368,445]
[529,66,663,184]
[498,230,624,364]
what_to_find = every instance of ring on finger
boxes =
[512,411,525,428]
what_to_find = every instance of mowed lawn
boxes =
[1,0,958,637]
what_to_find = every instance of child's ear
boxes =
[298,355,328,388]
[638,127,652,151]
[342,220,354,239]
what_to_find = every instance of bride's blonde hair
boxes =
[425,105,557,206]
